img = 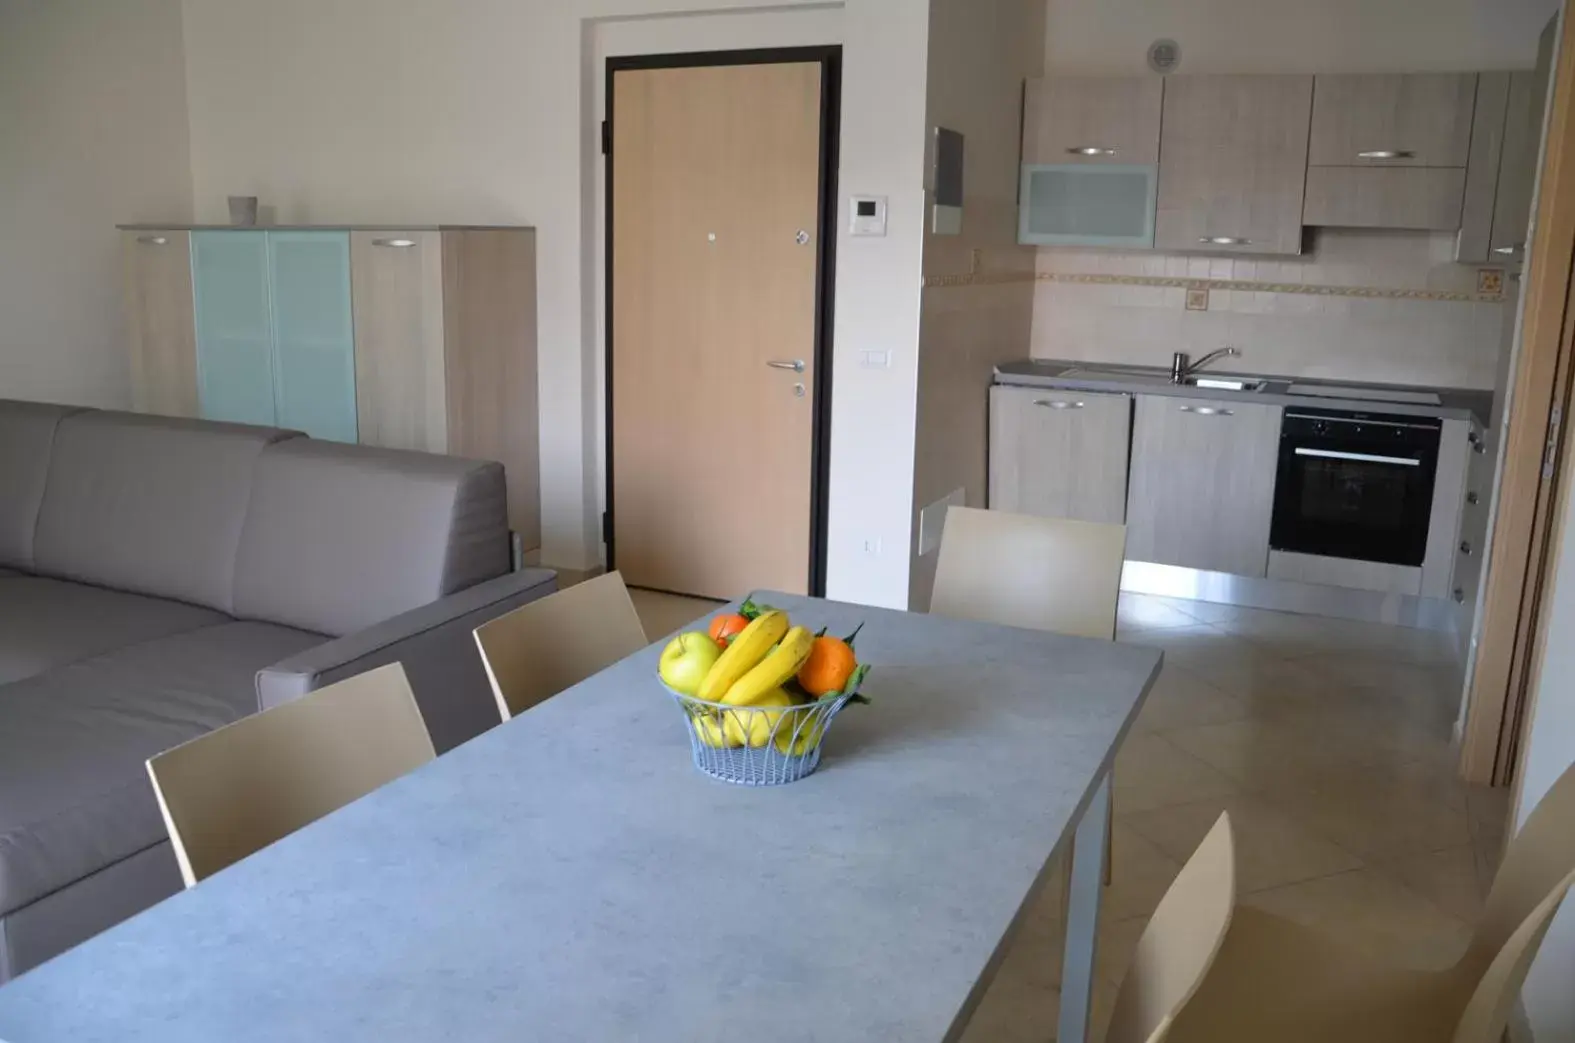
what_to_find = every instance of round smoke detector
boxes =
[1148,38,1181,75]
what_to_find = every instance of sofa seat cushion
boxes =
[0,621,324,918]
[0,578,228,686]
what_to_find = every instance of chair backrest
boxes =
[1452,867,1575,1043]
[930,507,1127,640]
[1472,758,1575,965]
[147,663,435,887]
[473,571,648,722]
[1104,813,1237,1043]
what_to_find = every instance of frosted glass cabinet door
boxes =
[268,231,358,443]
[191,231,277,427]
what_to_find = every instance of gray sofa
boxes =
[0,400,557,981]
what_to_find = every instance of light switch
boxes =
[859,350,891,369]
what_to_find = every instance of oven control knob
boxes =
[1466,492,1480,505]
[1454,588,1466,604]
[1460,541,1473,556]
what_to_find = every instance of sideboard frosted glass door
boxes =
[267,231,358,442]
[191,231,276,427]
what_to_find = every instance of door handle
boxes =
[767,359,805,373]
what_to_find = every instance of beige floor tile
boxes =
[1244,868,1471,969]
[1163,717,1380,793]
[1105,823,1184,920]
[1122,792,1363,894]
[957,953,1060,1043]
[1112,733,1241,814]
[1129,665,1250,734]
[1117,593,1202,630]
[1262,766,1472,862]
[628,587,723,639]
[1379,846,1488,923]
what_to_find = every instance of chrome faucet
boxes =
[1171,346,1240,384]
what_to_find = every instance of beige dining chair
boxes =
[147,662,435,887]
[1104,812,1237,1043]
[1162,758,1575,1043]
[931,506,1128,887]
[474,570,648,722]
[931,507,1127,640]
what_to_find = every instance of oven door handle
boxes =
[1293,447,1423,467]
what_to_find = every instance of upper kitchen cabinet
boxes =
[1304,73,1476,231]
[1022,76,1162,164]
[1019,77,1163,247]
[1308,74,1477,167]
[1460,20,1555,262]
[1154,75,1314,255]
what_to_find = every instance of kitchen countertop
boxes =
[996,359,1492,426]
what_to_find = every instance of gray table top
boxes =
[0,594,1161,1043]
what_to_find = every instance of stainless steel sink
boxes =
[1057,367,1266,392]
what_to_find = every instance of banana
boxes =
[692,712,734,749]
[696,610,789,703]
[721,625,816,706]
[723,688,794,748]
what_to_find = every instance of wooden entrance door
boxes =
[609,58,825,599]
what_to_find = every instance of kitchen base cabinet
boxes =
[989,386,1131,523]
[1125,395,1283,577]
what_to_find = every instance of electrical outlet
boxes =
[862,537,882,557]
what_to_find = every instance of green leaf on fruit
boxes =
[833,663,871,704]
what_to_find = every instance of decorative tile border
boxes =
[923,269,1505,303]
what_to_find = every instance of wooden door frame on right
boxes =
[601,46,841,598]
[1461,6,1575,788]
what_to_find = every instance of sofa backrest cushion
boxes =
[232,439,510,637]
[0,400,85,570]
[31,411,299,612]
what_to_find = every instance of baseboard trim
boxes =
[1120,560,1458,632]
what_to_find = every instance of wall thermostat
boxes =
[849,195,887,236]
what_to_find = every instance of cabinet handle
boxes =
[1454,587,1466,604]
[371,238,418,248]
[1034,399,1084,410]
[1460,541,1473,556]
[1494,242,1527,256]
[1066,146,1118,157]
[1198,236,1251,246]
[1357,150,1416,160]
[1179,405,1233,417]
[1467,491,1480,505]
[135,235,169,245]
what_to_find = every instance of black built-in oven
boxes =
[1270,408,1442,567]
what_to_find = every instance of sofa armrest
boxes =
[257,567,558,753]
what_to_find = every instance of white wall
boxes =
[1043,0,1560,73]
[1517,481,1575,1037]
[0,0,194,408]
[180,0,932,605]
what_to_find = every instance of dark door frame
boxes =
[603,45,841,597]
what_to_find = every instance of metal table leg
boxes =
[1057,771,1110,1043]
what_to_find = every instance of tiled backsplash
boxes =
[1030,229,1509,389]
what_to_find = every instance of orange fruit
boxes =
[797,635,858,697]
[708,613,750,647]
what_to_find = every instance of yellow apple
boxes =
[659,631,722,696]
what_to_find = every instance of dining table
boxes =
[0,592,1161,1043]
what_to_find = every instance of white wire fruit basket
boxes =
[665,683,864,785]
